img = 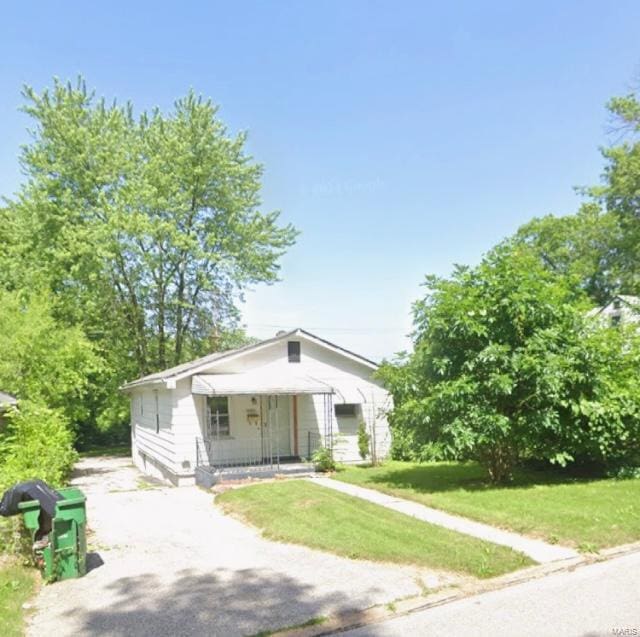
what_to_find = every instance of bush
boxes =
[357,421,370,460]
[312,446,336,472]
[0,401,77,492]
[382,246,640,482]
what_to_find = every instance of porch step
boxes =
[195,463,316,488]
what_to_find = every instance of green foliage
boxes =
[512,203,624,305]
[357,421,370,460]
[311,446,336,472]
[0,76,296,437]
[0,291,98,428]
[2,78,297,378]
[0,402,77,492]
[385,246,640,482]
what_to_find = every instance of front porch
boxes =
[192,380,334,486]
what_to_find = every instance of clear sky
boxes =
[1,2,639,360]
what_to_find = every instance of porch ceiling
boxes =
[191,372,334,396]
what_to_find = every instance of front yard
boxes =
[217,479,532,578]
[334,461,640,551]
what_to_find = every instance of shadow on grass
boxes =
[355,462,600,495]
[72,568,347,637]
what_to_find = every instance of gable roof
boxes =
[121,329,378,391]
[587,294,640,317]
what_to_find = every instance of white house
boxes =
[121,329,392,486]
[587,294,640,328]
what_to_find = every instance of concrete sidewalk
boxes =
[310,477,578,564]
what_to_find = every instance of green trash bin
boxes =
[19,486,87,582]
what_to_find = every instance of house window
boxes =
[335,403,358,417]
[611,314,622,328]
[139,395,144,417]
[207,396,230,437]
[288,341,301,363]
[613,298,622,310]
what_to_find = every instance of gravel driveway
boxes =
[28,456,462,637]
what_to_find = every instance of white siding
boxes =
[128,332,393,483]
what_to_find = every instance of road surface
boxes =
[343,550,640,637]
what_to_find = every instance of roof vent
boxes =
[276,330,288,337]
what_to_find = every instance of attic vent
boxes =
[288,341,301,363]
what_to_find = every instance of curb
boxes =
[272,541,640,637]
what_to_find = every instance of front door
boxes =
[263,395,291,459]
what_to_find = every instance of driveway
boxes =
[28,456,462,637]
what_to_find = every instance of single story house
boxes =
[0,391,17,429]
[121,329,392,486]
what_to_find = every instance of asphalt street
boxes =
[343,550,640,637]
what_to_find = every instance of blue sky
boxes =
[1,2,639,360]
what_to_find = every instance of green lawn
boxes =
[334,461,640,551]
[217,480,532,578]
[0,560,37,637]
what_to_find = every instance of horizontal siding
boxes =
[134,425,179,471]
[128,335,393,469]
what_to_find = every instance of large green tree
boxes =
[590,91,640,292]
[0,78,296,431]
[381,246,640,482]
[510,88,640,304]
[512,203,623,306]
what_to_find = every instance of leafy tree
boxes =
[589,91,640,294]
[0,290,99,427]
[512,203,624,305]
[0,77,296,433]
[384,246,640,482]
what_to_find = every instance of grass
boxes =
[334,461,640,550]
[78,444,130,458]
[0,559,38,637]
[217,480,532,578]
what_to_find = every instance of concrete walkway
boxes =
[310,477,579,564]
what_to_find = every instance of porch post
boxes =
[292,395,299,457]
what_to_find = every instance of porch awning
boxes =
[191,371,334,396]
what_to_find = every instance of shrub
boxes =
[0,401,77,492]
[311,446,336,472]
[357,421,370,460]
[382,246,640,482]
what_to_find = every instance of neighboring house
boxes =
[587,294,640,328]
[0,391,17,429]
[121,329,392,486]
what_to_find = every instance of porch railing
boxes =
[196,431,324,471]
